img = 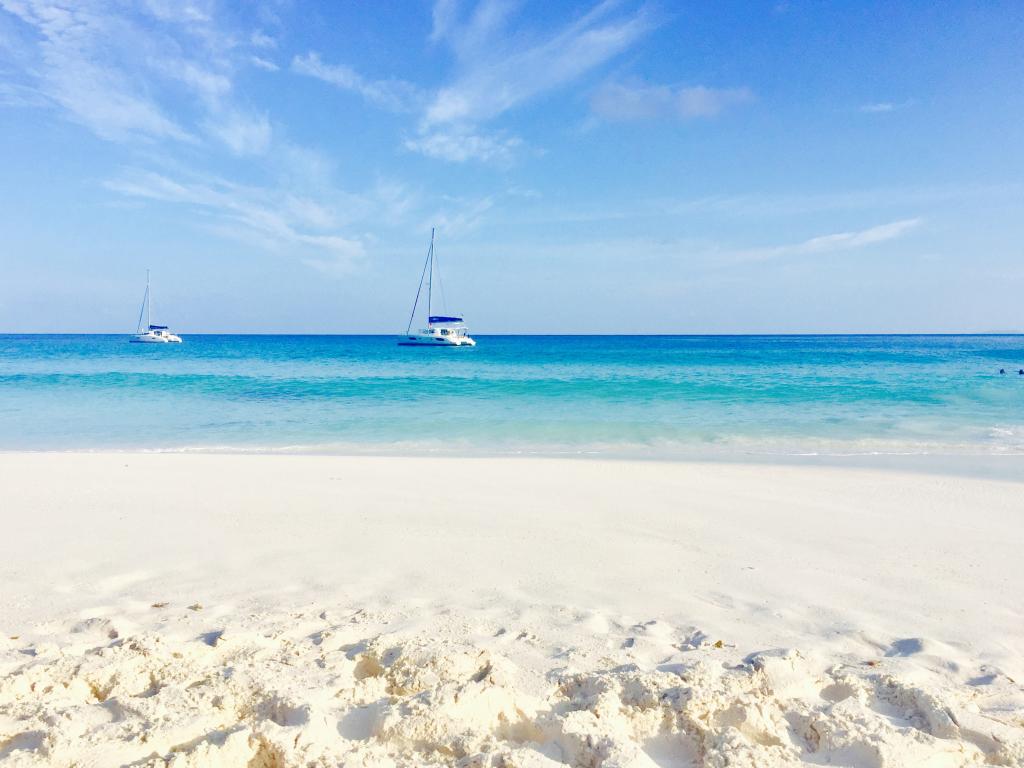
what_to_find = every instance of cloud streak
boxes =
[203,110,272,156]
[591,81,754,121]
[522,183,1013,226]
[403,129,521,164]
[729,218,923,263]
[787,218,922,253]
[291,52,422,113]
[424,1,654,126]
[0,0,281,150]
[407,0,656,163]
[102,167,392,272]
[859,100,913,114]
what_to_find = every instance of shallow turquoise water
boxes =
[1,335,1023,456]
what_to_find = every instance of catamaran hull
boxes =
[398,337,475,347]
[130,334,182,343]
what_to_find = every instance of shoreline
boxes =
[4,445,1024,483]
[1,452,1022,765]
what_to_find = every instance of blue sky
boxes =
[1,0,1022,333]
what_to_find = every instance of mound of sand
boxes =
[2,603,1022,767]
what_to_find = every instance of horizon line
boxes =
[2,332,1023,338]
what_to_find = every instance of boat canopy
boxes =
[148,324,169,330]
[429,315,462,323]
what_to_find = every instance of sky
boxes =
[0,0,1022,334]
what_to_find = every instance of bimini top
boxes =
[429,315,462,324]
[148,324,169,330]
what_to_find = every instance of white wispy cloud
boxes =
[506,185,541,199]
[103,159,421,273]
[591,81,754,121]
[141,0,213,24]
[0,0,280,150]
[732,218,923,262]
[789,218,922,252]
[103,167,368,269]
[250,30,277,49]
[428,194,495,237]
[403,128,521,164]
[424,0,654,126]
[488,219,924,273]
[291,52,421,113]
[202,110,272,156]
[429,0,462,43]
[403,0,655,163]
[464,219,924,279]
[661,185,1022,219]
[157,57,232,103]
[250,55,279,72]
[0,79,51,107]
[859,100,913,114]
[525,183,1014,225]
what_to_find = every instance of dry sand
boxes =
[0,453,1022,766]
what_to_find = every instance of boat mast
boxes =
[146,269,151,330]
[427,228,434,325]
[405,229,434,335]
[135,271,149,334]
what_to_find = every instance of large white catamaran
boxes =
[399,229,475,347]
[130,270,182,343]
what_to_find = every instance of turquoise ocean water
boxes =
[1,335,1023,457]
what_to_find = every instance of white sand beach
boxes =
[1,453,1022,767]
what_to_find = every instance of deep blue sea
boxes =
[1,334,1023,457]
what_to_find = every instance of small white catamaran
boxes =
[130,270,182,343]
[399,228,475,346]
